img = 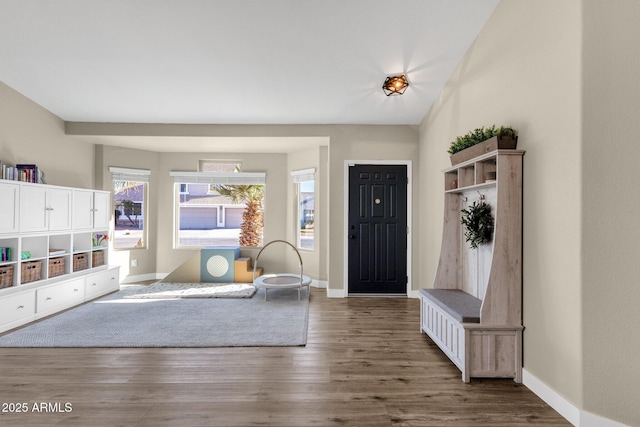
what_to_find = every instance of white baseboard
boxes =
[580,411,630,427]
[311,280,327,289]
[120,273,167,284]
[326,287,420,299]
[408,289,421,298]
[326,287,345,298]
[522,369,630,427]
[522,369,580,425]
[123,274,326,288]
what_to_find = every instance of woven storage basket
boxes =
[73,253,88,272]
[48,257,65,278]
[0,265,14,288]
[21,261,42,284]
[91,251,104,268]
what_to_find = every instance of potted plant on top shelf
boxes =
[448,125,518,166]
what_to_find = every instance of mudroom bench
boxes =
[419,289,523,383]
[420,149,525,383]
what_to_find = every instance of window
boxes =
[109,167,149,250]
[171,167,266,248]
[292,168,315,250]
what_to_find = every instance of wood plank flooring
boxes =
[0,287,569,426]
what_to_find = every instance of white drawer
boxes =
[0,290,36,331]
[85,267,119,300]
[36,278,85,318]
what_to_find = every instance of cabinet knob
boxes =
[92,283,97,286]
[46,297,52,300]
[17,305,24,309]
[74,288,79,292]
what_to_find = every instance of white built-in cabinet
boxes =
[0,182,19,234]
[20,184,72,232]
[0,180,119,334]
[72,189,111,230]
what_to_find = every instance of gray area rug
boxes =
[0,285,309,347]
[123,282,257,299]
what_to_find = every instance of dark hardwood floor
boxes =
[0,287,569,426]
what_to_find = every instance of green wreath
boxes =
[460,200,494,249]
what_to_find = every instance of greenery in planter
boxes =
[460,200,494,249]
[448,125,517,155]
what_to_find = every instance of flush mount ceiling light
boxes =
[382,74,409,96]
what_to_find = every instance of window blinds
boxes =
[170,171,266,185]
[109,167,151,182]
[291,168,315,183]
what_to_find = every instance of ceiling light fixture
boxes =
[382,74,409,96]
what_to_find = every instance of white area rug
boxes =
[123,282,257,299]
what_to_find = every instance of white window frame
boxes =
[292,168,316,251]
[109,167,150,250]
[171,171,266,248]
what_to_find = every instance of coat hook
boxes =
[477,191,485,200]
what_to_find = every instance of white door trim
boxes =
[342,160,412,298]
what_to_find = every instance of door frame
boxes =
[343,160,412,297]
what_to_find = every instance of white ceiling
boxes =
[0,1,499,127]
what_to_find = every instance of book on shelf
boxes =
[49,249,66,256]
[1,247,12,262]
[1,162,45,183]
[16,164,39,184]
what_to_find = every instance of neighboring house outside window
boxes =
[109,167,150,250]
[173,162,265,248]
[176,183,249,247]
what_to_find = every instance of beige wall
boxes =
[0,82,94,188]
[420,0,638,425]
[581,1,640,424]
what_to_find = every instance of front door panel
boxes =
[348,164,407,294]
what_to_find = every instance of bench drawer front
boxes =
[84,267,119,300]
[0,291,36,331]
[36,278,85,318]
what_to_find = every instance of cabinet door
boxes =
[0,182,20,234]
[20,185,48,232]
[93,191,111,229]
[47,188,72,231]
[72,189,94,230]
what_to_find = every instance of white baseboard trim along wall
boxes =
[121,273,165,284]
[121,274,328,289]
[522,369,630,427]
[311,280,327,289]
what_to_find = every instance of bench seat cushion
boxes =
[420,289,481,323]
